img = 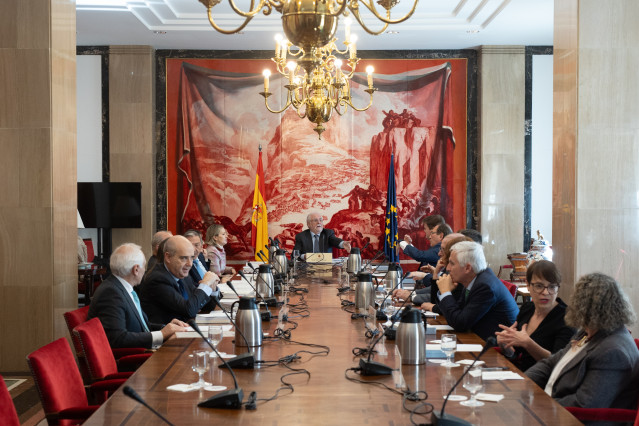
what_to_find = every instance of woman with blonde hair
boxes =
[526,272,639,409]
[205,224,236,280]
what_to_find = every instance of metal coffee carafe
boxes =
[256,264,274,299]
[273,249,288,276]
[384,263,403,292]
[355,272,374,311]
[395,307,425,364]
[347,248,362,274]
[268,244,277,263]
[231,297,263,347]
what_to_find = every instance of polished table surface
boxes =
[85,274,581,425]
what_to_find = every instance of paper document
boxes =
[196,311,231,324]
[176,324,233,338]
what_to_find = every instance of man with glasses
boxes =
[293,212,352,256]
[435,241,519,341]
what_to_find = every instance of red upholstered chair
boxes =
[500,279,518,299]
[26,338,122,425]
[64,306,149,376]
[74,318,149,385]
[0,374,20,426]
[565,339,639,425]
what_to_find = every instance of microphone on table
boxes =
[123,386,175,425]
[375,271,410,321]
[371,255,389,274]
[188,320,245,409]
[225,280,241,298]
[432,337,497,426]
[211,297,256,369]
[357,304,414,376]
[383,280,422,340]
[238,270,277,315]
[362,250,385,271]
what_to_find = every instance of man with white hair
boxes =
[88,243,188,349]
[293,212,352,255]
[435,241,519,341]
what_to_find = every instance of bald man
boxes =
[147,230,173,273]
[138,235,220,324]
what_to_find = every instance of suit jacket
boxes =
[87,275,163,349]
[437,268,519,341]
[526,327,639,409]
[138,264,212,324]
[403,242,441,268]
[293,228,343,255]
[189,253,209,283]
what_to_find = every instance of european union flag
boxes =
[384,154,399,263]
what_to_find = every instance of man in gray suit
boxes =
[88,243,188,349]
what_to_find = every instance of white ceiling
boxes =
[76,0,553,51]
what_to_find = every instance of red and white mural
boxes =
[165,58,467,260]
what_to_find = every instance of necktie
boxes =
[194,258,207,279]
[131,291,150,332]
[465,288,471,302]
[177,279,189,300]
[313,234,319,253]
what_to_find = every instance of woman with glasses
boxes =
[526,272,638,409]
[496,260,575,371]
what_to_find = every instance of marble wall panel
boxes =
[479,46,526,270]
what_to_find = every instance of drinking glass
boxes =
[441,368,467,402]
[208,326,223,351]
[440,334,459,367]
[191,350,211,389]
[461,365,484,407]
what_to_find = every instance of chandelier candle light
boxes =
[260,23,376,138]
[197,0,418,137]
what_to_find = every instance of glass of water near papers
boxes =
[440,334,459,367]
[191,350,211,389]
[208,326,223,350]
[461,365,484,407]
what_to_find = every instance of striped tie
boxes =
[313,234,319,253]
[177,279,189,300]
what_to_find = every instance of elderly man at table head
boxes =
[138,235,221,324]
[147,230,173,273]
[293,212,352,256]
[435,241,519,341]
[88,243,188,349]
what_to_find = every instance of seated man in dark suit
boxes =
[293,212,352,256]
[435,241,519,341]
[399,222,451,268]
[184,229,210,283]
[146,230,172,273]
[88,243,188,349]
[138,235,221,324]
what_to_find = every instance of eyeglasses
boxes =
[530,283,560,294]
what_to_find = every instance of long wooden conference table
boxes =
[84,270,581,425]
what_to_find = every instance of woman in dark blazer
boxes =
[526,272,639,409]
[496,260,575,371]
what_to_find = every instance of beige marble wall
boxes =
[109,46,155,258]
[554,0,639,332]
[478,46,526,272]
[0,0,77,371]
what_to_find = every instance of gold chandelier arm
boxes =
[348,0,419,29]
[205,7,255,34]
[225,0,267,19]
[343,88,376,111]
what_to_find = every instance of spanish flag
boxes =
[251,147,268,261]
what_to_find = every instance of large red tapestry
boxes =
[165,58,467,260]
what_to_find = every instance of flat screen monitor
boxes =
[77,182,142,228]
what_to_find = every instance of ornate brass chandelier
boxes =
[197,0,419,137]
[260,28,376,138]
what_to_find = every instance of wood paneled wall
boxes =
[109,46,155,258]
[0,0,77,372]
